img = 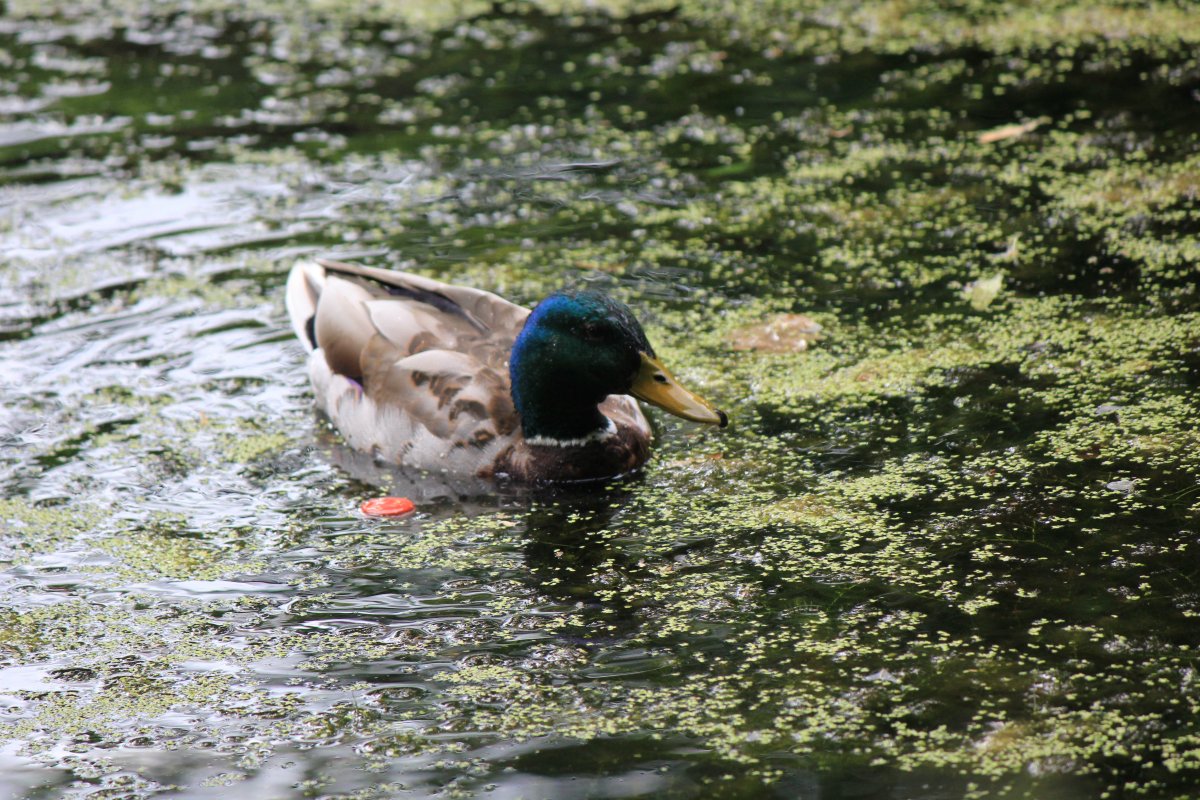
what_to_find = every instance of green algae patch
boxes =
[219,431,292,465]
[0,500,107,559]
[10,0,1200,59]
[96,528,251,582]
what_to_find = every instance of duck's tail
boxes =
[285,261,325,352]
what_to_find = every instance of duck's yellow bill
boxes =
[630,352,728,427]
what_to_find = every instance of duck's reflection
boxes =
[314,422,506,508]
[315,425,645,611]
[314,424,652,614]
[519,480,641,612]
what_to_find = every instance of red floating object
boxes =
[360,496,415,517]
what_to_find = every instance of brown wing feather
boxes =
[361,345,517,443]
[317,258,529,339]
[315,259,529,373]
[364,299,465,356]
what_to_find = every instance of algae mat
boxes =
[1,2,1199,798]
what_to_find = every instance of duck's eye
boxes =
[580,322,606,342]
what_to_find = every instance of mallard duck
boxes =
[286,259,727,483]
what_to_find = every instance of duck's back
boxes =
[286,260,531,476]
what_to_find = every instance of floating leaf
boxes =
[978,117,1048,143]
[962,273,1005,310]
[990,233,1022,263]
[1105,479,1135,494]
[727,314,824,353]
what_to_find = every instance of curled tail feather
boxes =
[285,261,325,352]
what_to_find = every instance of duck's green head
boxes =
[509,291,727,442]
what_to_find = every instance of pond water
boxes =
[2,3,1200,798]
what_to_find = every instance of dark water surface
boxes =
[2,4,1200,799]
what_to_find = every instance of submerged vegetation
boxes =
[1,0,1199,797]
